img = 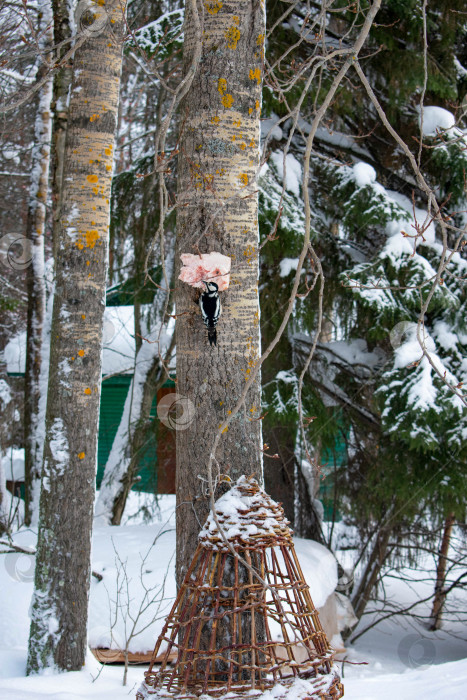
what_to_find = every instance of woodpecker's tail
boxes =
[208,327,217,346]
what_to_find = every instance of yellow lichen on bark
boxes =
[225,25,240,49]
[249,67,261,84]
[222,94,234,108]
[205,0,223,14]
[217,78,234,108]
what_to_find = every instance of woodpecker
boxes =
[199,280,221,346]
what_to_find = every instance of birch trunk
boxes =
[23,1,54,526]
[175,0,265,584]
[51,0,74,258]
[27,0,127,673]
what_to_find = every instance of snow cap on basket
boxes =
[199,475,292,550]
[179,251,231,291]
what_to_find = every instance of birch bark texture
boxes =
[51,0,75,259]
[175,0,265,584]
[27,0,127,673]
[24,0,54,525]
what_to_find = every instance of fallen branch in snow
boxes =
[0,538,34,555]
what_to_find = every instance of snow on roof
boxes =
[3,306,136,376]
[199,475,293,550]
[1,447,24,482]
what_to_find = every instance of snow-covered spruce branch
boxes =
[353,59,467,408]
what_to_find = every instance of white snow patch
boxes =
[261,116,283,141]
[1,448,25,482]
[352,162,377,187]
[420,106,456,136]
[270,152,302,197]
[48,418,69,475]
[393,326,464,412]
[293,537,337,609]
[454,57,467,79]
[385,189,436,248]
[433,321,459,352]
[0,379,12,405]
[3,332,27,375]
[279,257,299,277]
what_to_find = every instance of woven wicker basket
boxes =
[137,476,343,700]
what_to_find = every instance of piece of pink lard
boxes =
[179,252,231,290]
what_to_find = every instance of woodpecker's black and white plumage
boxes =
[199,280,221,346]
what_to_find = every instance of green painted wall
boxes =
[97,375,175,493]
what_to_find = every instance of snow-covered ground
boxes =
[1,494,466,699]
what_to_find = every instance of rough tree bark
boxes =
[175,0,265,584]
[23,0,54,526]
[51,0,75,258]
[27,0,127,673]
[430,512,455,630]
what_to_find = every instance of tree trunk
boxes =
[23,1,54,526]
[430,512,455,630]
[175,0,265,585]
[51,0,74,259]
[263,427,295,524]
[27,0,127,673]
[351,523,391,623]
